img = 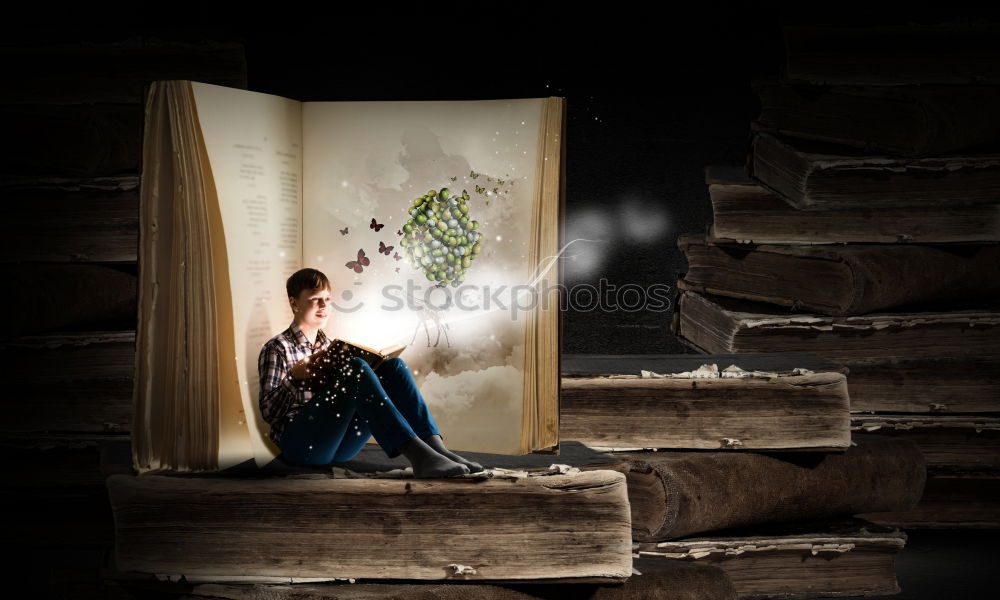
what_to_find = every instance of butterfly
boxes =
[469,171,479,179]
[345,249,370,273]
[339,227,349,235]
[396,229,403,236]
[450,176,457,182]
[370,218,384,232]
[378,241,394,255]
[497,179,505,186]
[475,184,486,194]
[393,252,402,261]
[395,267,400,273]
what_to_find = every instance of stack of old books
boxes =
[561,353,925,599]
[673,24,1000,532]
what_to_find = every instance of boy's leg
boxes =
[372,357,441,441]
[278,380,358,466]
[375,358,483,473]
[345,357,468,477]
[347,357,420,458]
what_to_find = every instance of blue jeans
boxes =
[278,357,441,466]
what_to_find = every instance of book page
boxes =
[191,82,303,466]
[303,99,544,454]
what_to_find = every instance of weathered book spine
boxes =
[707,179,1000,244]
[111,559,737,600]
[750,133,1000,210]
[560,372,850,451]
[636,520,905,600]
[754,83,1000,156]
[679,235,1000,316]
[673,288,1000,362]
[106,470,633,581]
[619,435,925,541]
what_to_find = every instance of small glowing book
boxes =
[300,339,407,383]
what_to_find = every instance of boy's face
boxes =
[290,286,332,330]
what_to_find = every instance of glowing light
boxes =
[341,180,349,187]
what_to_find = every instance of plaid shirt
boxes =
[257,321,331,446]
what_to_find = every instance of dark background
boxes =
[10,5,1000,353]
[5,6,1000,598]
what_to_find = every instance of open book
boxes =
[134,81,564,473]
[291,339,407,384]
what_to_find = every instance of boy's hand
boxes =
[290,346,334,381]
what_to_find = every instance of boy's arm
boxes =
[258,343,310,426]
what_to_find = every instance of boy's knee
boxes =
[350,356,372,371]
[384,357,406,372]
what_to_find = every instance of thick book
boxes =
[672,288,1000,364]
[854,415,1000,471]
[753,82,1000,156]
[105,469,631,582]
[134,81,565,473]
[783,24,1000,85]
[678,234,1000,316]
[750,132,1000,210]
[289,338,406,385]
[858,471,1000,529]
[560,353,850,451]
[618,435,925,542]
[845,357,1000,414]
[115,559,737,600]
[704,166,1000,244]
[635,519,905,600]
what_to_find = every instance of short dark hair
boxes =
[286,268,331,299]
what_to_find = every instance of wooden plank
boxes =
[1,42,246,104]
[0,264,135,335]
[1,104,142,177]
[106,470,633,581]
[0,331,135,380]
[0,176,138,263]
[3,377,132,433]
[2,436,121,545]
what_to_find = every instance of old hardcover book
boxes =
[704,166,1000,244]
[135,81,565,473]
[618,435,925,542]
[635,519,905,600]
[853,415,1000,471]
[753,82,1000,156]
[750,133,1000,210]
[672,288,1000,364]
[845,357,1000,413]
[106,469,631,582]
[678,234,1000,316]
[116,559,737,600]
[783,24,1000,85]
[858,471,1000,529]
[560,353,849,451]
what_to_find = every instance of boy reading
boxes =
[257,268,484,477]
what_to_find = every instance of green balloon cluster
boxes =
[400,187,483,287]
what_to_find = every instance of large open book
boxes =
[134,81,565,473]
